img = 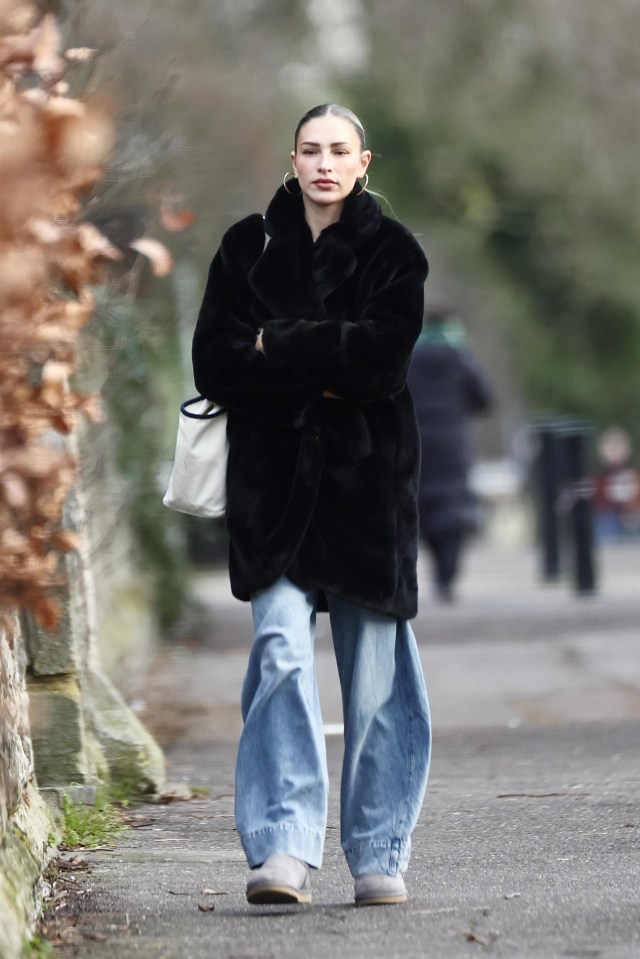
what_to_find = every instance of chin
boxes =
[308,190,346,205]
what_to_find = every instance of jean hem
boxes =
[240,823,325,869]
[344,837,411,877]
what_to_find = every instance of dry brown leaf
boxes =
[56,109,114,170]
[41,360,71,384]
[52,530,83,552]
[157,784,196,803]
[65,47,96,62]
[130,237,173,276]
[160,203,196,232]
[0,473,28,509]
[78,394,104,424]
[76,222,122,261]
[27,216,64,244]
[0,4,36,37]
[50,856,90,871]
[32,14,64,80]
[119,814,155,828]
[43,95,85,118]
[466,933,491,946]
[197,902,215,912]
[33,595,62,630]
[0,33,36,70]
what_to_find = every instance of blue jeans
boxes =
[235,577,431,877]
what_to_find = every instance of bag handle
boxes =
[180,396,226,420]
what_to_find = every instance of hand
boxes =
[322,390,342,399]
[255,328,264,353]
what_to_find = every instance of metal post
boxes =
[564,427,597,594]
[537,425,562,581]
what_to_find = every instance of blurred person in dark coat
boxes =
[407,308,494,602]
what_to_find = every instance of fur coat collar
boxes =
[250,186,383,314]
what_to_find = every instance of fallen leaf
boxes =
[197,902,215,912]
[157,784,196,803]
[50,856,90,871]
[466,932,491,946]
[119,814,156,828]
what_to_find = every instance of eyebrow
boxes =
[299,141,352,148]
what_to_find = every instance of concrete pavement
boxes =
[48,540,640,958]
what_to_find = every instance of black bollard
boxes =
[537,425,562,581]
[533,417,598,595]
[563,426,597,594]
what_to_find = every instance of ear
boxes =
[290,150,297,176]
[359,150,372,177]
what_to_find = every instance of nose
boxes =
[317,150,333,171]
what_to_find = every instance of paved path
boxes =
[50,541,640,958]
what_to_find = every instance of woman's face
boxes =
[291,114,371,211]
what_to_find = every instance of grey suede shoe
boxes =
[354,873,407,906]
[246,854,312,904]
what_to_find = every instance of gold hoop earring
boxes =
[283,171,301,196]
[352,173,369,197]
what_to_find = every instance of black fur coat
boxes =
[192,184,429,619]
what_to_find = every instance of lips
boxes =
[313,179,336,188]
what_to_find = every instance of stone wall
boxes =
[25,426,166,795]
[0,423,167,958]
[0,613,55,959]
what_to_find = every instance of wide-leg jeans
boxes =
[235,577,431,877]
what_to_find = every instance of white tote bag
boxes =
[163,396,228,518]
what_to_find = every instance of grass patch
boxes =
[61,790,127,849]
[23,935,54,958]
[106,781,138,808]
[189,785,211,797]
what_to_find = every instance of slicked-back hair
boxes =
[293,103,367,151]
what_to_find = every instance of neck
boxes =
[302,198,344,241]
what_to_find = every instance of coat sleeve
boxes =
[192,218,320,427]
[260,231,429,403]
[460,353,494,414]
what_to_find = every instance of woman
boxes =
[192,104,431,907]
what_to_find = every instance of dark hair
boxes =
[293,103,367,151]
